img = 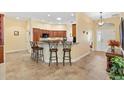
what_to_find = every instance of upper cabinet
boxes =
[0,14,4,45]
[33,28,66,41]
[72,24,76,37]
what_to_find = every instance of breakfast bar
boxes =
[38,40,79,63]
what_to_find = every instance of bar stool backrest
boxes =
[30,41,38,48]
[48,40,59,49]
[63,41,72,49]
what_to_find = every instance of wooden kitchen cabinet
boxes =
[72,24,76,37]
[0,14,4,45]
[33,28,66,41]
[0,14,4,63]
[0,46,3,63]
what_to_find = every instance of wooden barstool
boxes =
[30,41,37,59]
[30,41,44,63]
[48,40,59,66]
[63,41,72,66]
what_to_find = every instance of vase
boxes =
[111,46,115,52]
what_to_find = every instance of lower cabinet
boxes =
[0,46,3,63]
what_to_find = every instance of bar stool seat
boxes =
[63,48,71,52]
[33,46,44,63]
[30,41,44,63]
[50,48,58,52]
[48,40,59,66]
[33,46,43,50]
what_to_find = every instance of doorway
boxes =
[96,23,116,52]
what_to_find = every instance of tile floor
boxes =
[6,51,109,80]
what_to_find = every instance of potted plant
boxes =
[108,40,120,52]
[109,56,124,80]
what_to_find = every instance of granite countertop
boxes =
[38,40,79,46]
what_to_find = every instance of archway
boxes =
[96,23,116,51]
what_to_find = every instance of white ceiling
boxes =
[5,12,121,24]
[85,12,120,20]
[5,12,76,24]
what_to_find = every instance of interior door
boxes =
[96,29,116,52]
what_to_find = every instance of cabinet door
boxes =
[63,31,66,37]
[0,46,3,63]
[72,24,76,37]
[57,31,61,37]
[49,31,53,37]
[33,29,37,41]
[0,14,4,63]
[33,28,41,41]
[0,14,4,45]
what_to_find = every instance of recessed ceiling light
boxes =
[56,17,62,21]
[48,14,51,17]
[71,13,74,16]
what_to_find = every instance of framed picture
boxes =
[14,31,19,36]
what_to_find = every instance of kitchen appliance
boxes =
[42,33,49,38]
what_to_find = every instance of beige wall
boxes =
[31,20,67,30]
[95,16,120,40]
[71,12,95,59]
[4,17,69,53]
[94,16,121,49]
[39,13,95,62]
[4,17,28,53]
[4,13,120,56]
[30,20,68,41]
[0,63,5,79]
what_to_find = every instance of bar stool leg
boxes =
[31,50,33,59]
[69,51,72,66]
[49,52,52,66]
[56,51,58,66]
[42,49,44,62]
[63,51,65,66]
[32,50,36,60]
[39,50,41,57]
[36,50,39,63]
[33,50,36,60]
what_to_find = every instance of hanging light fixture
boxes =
[98,12,104,26]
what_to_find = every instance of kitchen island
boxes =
[38,40,79,63]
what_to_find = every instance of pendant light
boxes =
[98,12,104,26]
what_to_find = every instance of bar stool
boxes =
[30,41,37,59]
[48,40,59,66]
[63,41,72,66]
[30,41,44,63]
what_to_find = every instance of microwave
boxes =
[42,33,49,38]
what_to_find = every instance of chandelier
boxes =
[98,12,104,26]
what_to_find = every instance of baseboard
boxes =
[5,49,28,53]
[44,51,90,63]
[71,51,90,62]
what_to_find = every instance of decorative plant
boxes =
[108,40,120,47]
[109,56,124,80]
